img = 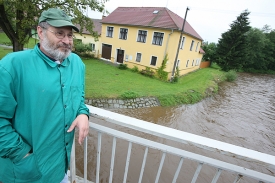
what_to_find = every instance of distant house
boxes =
[100,7,204,78]
[74,18,102,58]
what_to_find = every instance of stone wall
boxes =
[85,97,160,109]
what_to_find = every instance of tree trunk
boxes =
[13,39,24,52]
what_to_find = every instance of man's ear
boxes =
[37,26,44,40]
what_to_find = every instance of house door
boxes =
[102,44,112,59]
[116,49,124,63]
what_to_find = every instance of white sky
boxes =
[88,0,275,43]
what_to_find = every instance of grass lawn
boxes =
[0,33,38,49]
[0,40,225,106]
[83,58,225,106]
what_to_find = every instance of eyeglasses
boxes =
[44,28,74,40]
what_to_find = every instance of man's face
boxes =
[40,26,73,61]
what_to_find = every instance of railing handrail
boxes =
[87,105,275,167]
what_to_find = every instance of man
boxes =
[0,8,89,182]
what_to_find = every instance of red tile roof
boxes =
[76,19,102,35]
[101,7,203,40]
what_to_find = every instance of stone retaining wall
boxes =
[85,97,160,109]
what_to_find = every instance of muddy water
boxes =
[76,73,275,183]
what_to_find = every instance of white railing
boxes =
[70,105,275,183]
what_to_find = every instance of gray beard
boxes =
[41,34,72,61]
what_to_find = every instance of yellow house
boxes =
[74,19,102,58]
[100,7,204,78]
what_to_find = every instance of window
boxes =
[186,60,189,67]
[180,37,185,49]
[152,32,164,46]
[137,30,147,43]
[190,40,194,51]
[196,58,201,66]
[136,53,142,62]
[192,60,194,66]
[176,60,180,68]
[195,42,200,52]
[107,26,113,37]
[119,28,128,40]
[90,43,95,51]
[150,56,157,66]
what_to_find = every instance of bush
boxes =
[130,66,139,72]
[140,67,155,78]
[118,64,128,70]
[157,54,168,81]
[120,91,139,99]
[171,67,180,83]
[225,70,237,81]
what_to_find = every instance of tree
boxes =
[0,0,107,51]
[244,28,268,70]
[215,10,251,71]
[201,42,217,62]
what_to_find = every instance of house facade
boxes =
[74,19,102,58]
[100,7,204,78]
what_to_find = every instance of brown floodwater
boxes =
[75,73,275,183]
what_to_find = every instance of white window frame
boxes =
[136,52,142,62]
[176,60,180,68]
[152,32,164,46]
[180,37,185,49]
[190,40,194,51]
[119,28,128,40]
[106,26,114,37]
[150,55,158,66]
[195,42,200,52]
[137,30,147,43]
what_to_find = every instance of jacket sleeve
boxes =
[0,64,32,163]
[76,64,90,117]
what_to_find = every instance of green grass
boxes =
[0,46,13,59]
[0,33,38,49]
[0,40,226,106]
[83,59,225,106]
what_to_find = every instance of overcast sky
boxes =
[88,0,275,43]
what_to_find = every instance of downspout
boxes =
[163,29,174,59]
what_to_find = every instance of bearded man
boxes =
[0,8,89,183]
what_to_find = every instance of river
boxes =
[76,72,275,183]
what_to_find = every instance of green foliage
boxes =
[140,67,155,78]
[118,64,128,70]
[0,0,107,51]
[130,66,139,72]
[119,91,140,99]
[202,42,217,62]
[156,54,169,81]
[210,62,221,70]
[225,70,237,82]
[74,42,93,53]
[171,67,180,83]
[215,10,251,71]
[158,90,203,106]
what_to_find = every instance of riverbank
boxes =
[83,58,226,107]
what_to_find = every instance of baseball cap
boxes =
[39,8,79,32]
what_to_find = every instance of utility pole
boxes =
[170,7,189,81]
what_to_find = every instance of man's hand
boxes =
[67,114,89,144]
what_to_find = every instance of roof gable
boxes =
[102,7,203,40]
[76,18,102,35]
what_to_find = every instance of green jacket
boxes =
[0,44,89,183]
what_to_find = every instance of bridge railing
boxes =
[70,105,275,183]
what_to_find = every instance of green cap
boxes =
[39,8,79,32]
